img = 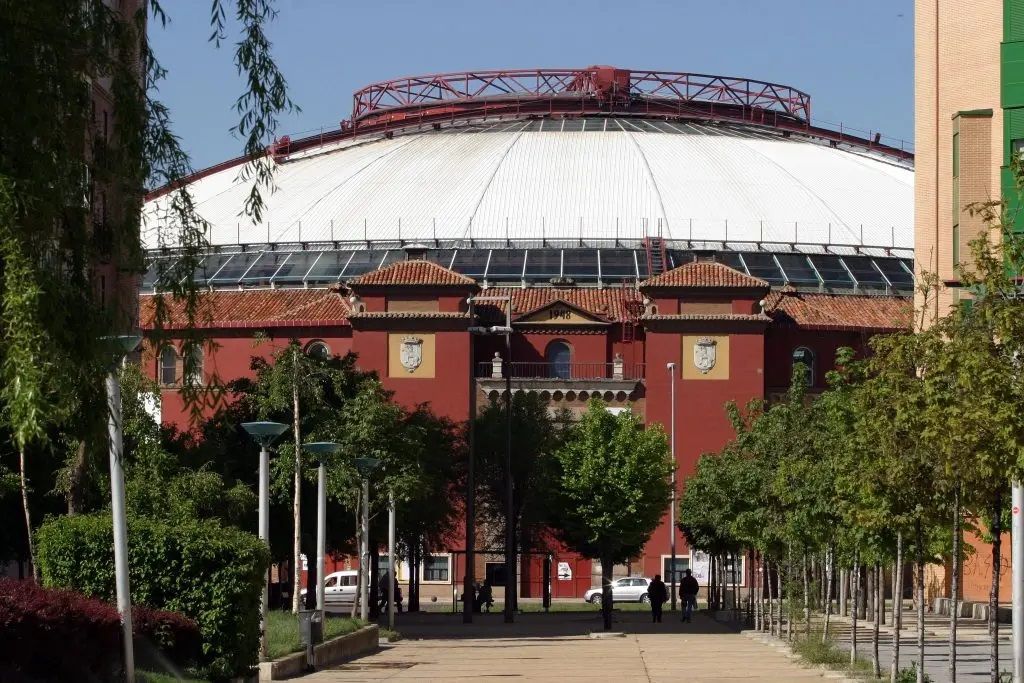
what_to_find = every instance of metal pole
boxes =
[504,331,515,623]
[1013,482,1023,683]
[316,461,326,613]
[258,445,270,660]
[668,362,677,612]
[464,302,477,624]
[388,492,396,630]
[106,371,135,682]
[361,475,370,622]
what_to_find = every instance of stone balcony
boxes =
[475,355,644,402]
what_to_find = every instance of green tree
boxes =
[0,0,295,575]
[474,393,565,572]
[552,399,672,630]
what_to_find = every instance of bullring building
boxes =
[141,66,913,600]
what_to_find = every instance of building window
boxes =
[545,340,572,379]
[306,340,330,360]
[792,347,814,386]
[159,347,177,386]
[422,554,450,582]
[184,345,203,386]
[662,556,690,584]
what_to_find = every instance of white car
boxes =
[583,577,652,604]
[299,570,359,604]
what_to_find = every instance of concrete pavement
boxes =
[303,610,850,682]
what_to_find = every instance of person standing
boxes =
[648,574,668,623]
[680,569,699,623]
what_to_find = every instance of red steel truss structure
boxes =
[350,66,812,127]
[147,66,911,201]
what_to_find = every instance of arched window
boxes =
[159,347,177,386]
[545,340,572,379]
[792,347,814,386]
[306,340,330,361]
[184,345,203,386]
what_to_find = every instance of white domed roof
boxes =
[143,118,912,252]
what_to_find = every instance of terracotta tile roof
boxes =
[640,261,768,289]
[347,311,470,319]
[478,288,642,322]
[349,259,476,287]
[139,289,350,330]
[642,313,771,322]
[765,291,911,331]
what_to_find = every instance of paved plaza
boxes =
[304,610,848,682]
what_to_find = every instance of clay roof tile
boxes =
[640,261,768,289]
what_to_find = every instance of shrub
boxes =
[134,604,202,672]
[37,513,269,680]
[0,577,121,681]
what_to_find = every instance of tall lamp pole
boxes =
[304,442,341,617]
[241,421,289,661]
[101,333,143,683]
[667,361,677,611]
[388,491,397,630]
[468,296,513,623]
[354,457,381,622]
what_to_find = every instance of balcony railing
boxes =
[475,361,645,381]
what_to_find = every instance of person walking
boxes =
[680,569,699,623]
[648,574,668,623]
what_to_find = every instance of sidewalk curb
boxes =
[741,631,860,683]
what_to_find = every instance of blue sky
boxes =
[149,0,913,171]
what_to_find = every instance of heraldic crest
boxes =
[693,337,717,374]
[400,336,423,373]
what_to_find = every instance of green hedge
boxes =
[37,514,269,680]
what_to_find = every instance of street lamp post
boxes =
[468,295,514,623]
[303,442,342,616]
[101,333,143,683]
[388,491,397,630]
[354,457,381,622]
[667,362,677,612]
[241,421,289,660]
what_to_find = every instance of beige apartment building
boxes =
[915,0,1004,323]
[915,0,1024,604]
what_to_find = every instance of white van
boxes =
[299,570,359,605]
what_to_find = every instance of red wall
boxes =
[156,326,352,429]
[643,323,766,562]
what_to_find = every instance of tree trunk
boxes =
[291,351,302,614]
[916,519,925,683]
[840,567,848,617]
[868,563,875,623]
[950,484,960,683]
[823,545,834,643]
[370,549,380,620]
[600,556,613,631]
[732,551,738,612]
[767,560,776,636]
[891,531,904,683]
[803,552,811,638]
[409,540,420,612]
[990,500,1002,683]
[851,553,860,666]
[786,548,793,642]
[19,447,38,582]
[776,560,784,640]
[873,562,881,678]
[755,553,762,631]
[66,440,88,515]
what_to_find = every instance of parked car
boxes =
[583,577,652,604]
[299,570,359,605]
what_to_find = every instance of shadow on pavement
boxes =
[376,609,741,640]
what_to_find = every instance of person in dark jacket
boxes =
[647,574,668,623]
[680,569,699,622]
